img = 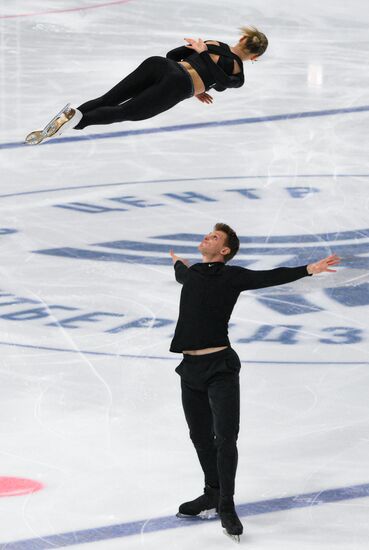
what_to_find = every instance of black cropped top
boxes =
[166,41,244,92]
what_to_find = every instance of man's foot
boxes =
[176,484,220,519]
[219,496,243,543]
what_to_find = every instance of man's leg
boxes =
[208,373,240,497]
[208,371,243,537]
[180,378,219,489]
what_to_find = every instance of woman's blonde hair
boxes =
[239,26,268,56]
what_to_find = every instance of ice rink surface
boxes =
[0,0,369,547]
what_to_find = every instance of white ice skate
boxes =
[25,103,83,145]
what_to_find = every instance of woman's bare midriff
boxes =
[178,61,206,95]
[183,346,228,356]
[178,42,241,96]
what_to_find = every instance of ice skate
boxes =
[176,484,220,519]
[25,103,82,145]
[219,497,243,543]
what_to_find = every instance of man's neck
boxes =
[201,255,225,263]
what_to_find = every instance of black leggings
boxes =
[74,56,194,129]
[175,348,241,497]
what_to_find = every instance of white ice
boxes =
[0,0,369,548]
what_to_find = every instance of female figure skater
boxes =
[25,26,268,145]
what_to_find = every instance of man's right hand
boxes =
[170,249,190,266]
[196,92,214,104]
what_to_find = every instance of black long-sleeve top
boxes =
[166,41,244,92]
[170,261,312,353]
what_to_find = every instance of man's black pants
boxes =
[175,347,241,497]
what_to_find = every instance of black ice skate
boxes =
[25,103,82,145]
[219,496,243,543]
[176,484,220,520]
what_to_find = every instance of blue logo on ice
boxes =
[34,228,369,315]
[0,228,17,236]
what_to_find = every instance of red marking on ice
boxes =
[0,477,43,497]
[0,0,132,20]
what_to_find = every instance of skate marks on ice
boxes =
[2,481,369,548]
[0,0,133,20]
[1,173,369,201]
[1,104,369,150]
[0,339,368,365]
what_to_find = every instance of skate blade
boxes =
[53,108,82,136]
[223,529,241,543]
[46,107,82,139]
[25,103,71,145]
[25,130,46,145]
[176,508,218,520]
[44,103,72,137]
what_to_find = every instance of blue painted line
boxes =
[32,243,368,267]
[105,242,292,256]
[157,227,369,244]
[92,228,369,254]
[33,246,250,267]
[0,339,368,365]
[0,174,368,201]
[1,482,368,548]
[1,105,369,151]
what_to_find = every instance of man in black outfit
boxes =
[169,222,340,542]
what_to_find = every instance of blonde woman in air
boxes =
[25,26,268,144]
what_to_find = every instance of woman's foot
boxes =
[25,104,83,145]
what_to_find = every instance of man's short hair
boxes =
[214,222,240,263]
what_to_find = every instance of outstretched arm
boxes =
[170,250,190,285]
[233,254,341,292]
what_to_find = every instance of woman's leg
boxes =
[76,56,162,116]
[74,58,192,129]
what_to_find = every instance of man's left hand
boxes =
[307,254,341,274]
[170,249,190,266]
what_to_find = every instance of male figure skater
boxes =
[169,223,340,542]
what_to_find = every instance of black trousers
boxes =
[74,56,194,129]
[176,347,241,497]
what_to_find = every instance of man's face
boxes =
[198,230,230,259]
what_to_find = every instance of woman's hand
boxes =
[196,92,214,104]
[170,249,190,266]
[184,37,208,53]
[307,254,341,275]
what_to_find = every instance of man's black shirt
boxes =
[170,260,311,353]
